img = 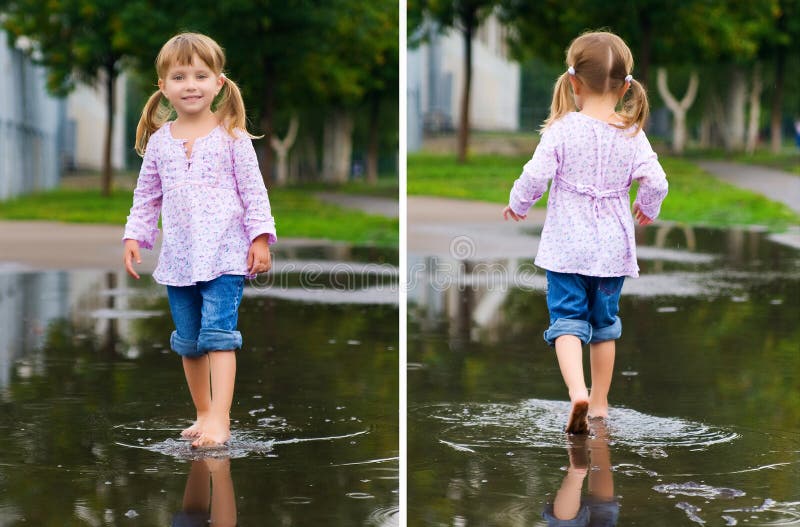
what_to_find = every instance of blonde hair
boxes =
[135,32,260,156]
[542,31,649,135]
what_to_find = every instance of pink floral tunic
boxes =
[508,112,668,277]
[124,121,277,286]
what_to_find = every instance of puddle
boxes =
[408,226,800,526]
[0,247,398,524]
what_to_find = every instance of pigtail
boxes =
[619,78,649,135]
[215,75,262,140]
[135,89,172,156]
[540,72,575,133]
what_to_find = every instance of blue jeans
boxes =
[543,271,624,346]
[166,274,245,358]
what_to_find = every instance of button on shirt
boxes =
[124,122,277,286]
[508,112,668,277]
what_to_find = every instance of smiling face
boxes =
[158,55,223,117]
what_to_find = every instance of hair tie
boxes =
[625,74,633,83]
[567,66,575,76]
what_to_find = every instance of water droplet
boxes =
[124,509,138,518]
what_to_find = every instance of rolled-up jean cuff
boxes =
[170,331,201,358]
[543,318,592,347]
[197,328,242,353]
[590,316,622,343]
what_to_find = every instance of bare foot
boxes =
[191,414,231,449]
[181,414,207,438]
[588,396,609,420]
[566,400,589,435]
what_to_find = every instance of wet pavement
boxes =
[408,224,800,526]
[0,244,399,525]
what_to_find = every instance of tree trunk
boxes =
[366,94,380,185]
[770,46,786,153]
[259,60,275,187]
[457,12,475,164]
[101,66,116,197]
[270,114,299,186]
[656,68,698,154]
[746,63,762,155]
[321,109,354,183]
[726,67,747,152]
[637,10,653,89]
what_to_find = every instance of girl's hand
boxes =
[123,239,142,279]
[633,203,653,225]
[247,234,272,275]
[502,206,526,222]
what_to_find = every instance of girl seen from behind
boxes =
[503,31,668,435]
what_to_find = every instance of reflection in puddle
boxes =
[544,420,618,526]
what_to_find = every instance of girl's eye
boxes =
[173,75,183,80]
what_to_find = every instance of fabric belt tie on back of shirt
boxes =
[555,178,629,215]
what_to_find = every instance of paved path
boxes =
[697,161,800,214]
[408,196,546,259]
[0,221,331,272]
[315,192,398,218]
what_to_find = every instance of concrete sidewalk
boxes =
[0,221,332,272]
[697,161,800,214]
[408,196,546,259]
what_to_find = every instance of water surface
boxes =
[0,244,399,525]
[408,226,800,526]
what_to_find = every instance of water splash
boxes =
[653,482,746,500]
[676,501,706,524]
[419,399,738,451]
[114,420,368,459]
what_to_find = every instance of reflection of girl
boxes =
[543,420,618,526]
[503,31,668,434]
[123,33,276,448]
[173,458,237,527]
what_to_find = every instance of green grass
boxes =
[0,187,398,247]
[408,152,800,231]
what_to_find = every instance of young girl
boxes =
[503,31,668,434]
[123,32,276,448]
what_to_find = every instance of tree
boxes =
[410,0,500,163]
[1,0,136,196]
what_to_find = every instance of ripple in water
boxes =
[114,421,367,459]
[420,399,738,451]
[365,506,399,527]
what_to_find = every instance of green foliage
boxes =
[408,152,800,230]
[0,188,398,246]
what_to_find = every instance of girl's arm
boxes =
[232,135,277,244]
[631,132,668,220]
[508,127,561,217]
[123,144,162,249]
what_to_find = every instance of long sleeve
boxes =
[508,126,561,216]
[631,131,668,220]
[123,143,162,249]
[232,135,277,244]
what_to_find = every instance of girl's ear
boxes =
[620,82,630,99]
[568,75,581,95]
[157,78,165,95]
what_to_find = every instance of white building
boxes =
[65,73,127,172]
[407,13,520,151]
